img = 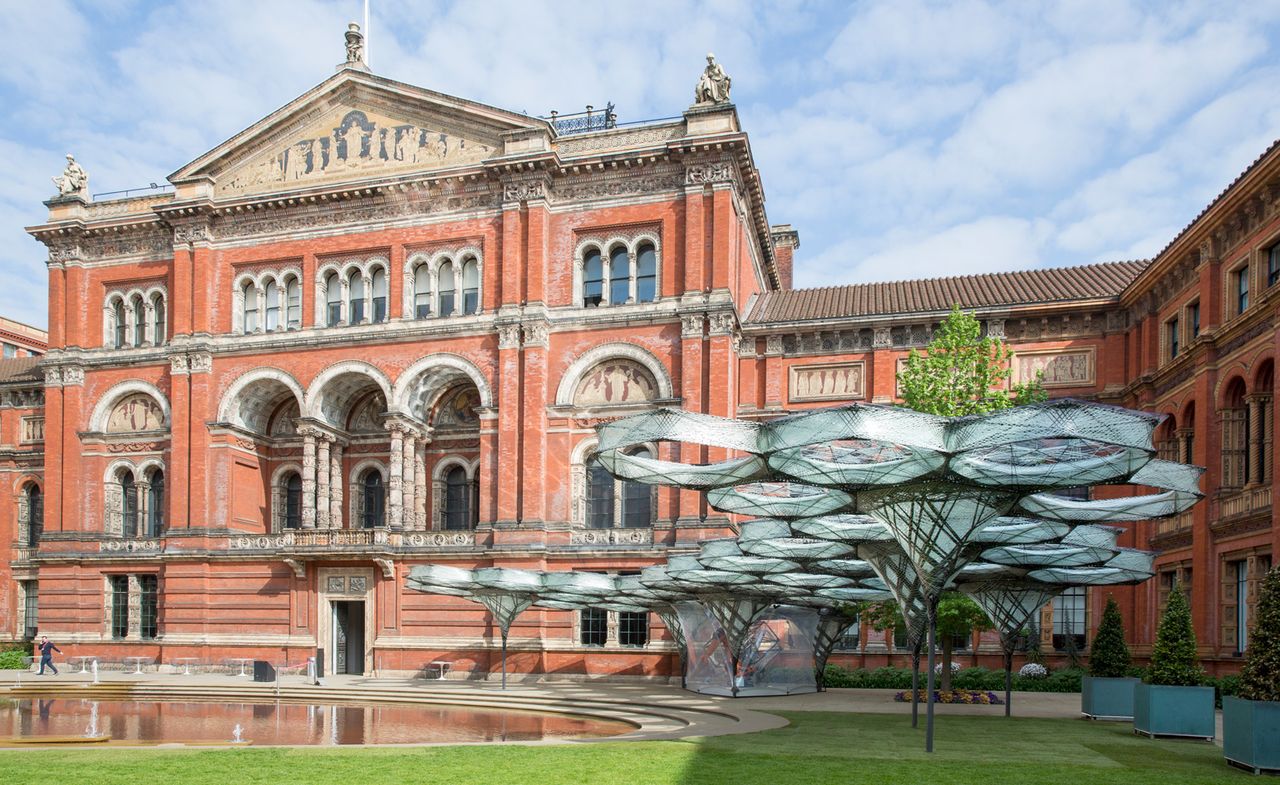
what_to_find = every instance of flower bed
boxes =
[894,689,1003,705]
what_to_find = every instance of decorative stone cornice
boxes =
[986,319,1005,339]
[707,311,737,336]
[61,366,84,386]
[685,162,735,186]
[680,313,705,338]
[764,334,784,356]
[872,327,892,348]
[496,323,521,350]
[188,352,212,374]
[502,179,547,204]
[173,221,214,245]
[521,321,550,348]
[169,354,190,375]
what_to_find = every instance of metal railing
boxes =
[545,103,617,135]
[91,183,174,201]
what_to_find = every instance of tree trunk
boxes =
[941,636,953,692]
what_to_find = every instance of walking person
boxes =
[36,636,60,676]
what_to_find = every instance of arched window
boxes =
[461,259,479,315]
[284,472,302,530]
[113,299,126,348]
[1222,379,1248,488]
[621,448,652,528]
[444,466,472,530]
[413,264,432,318]
[241,282,259,334]
[371,268,388,324]
[151,295,166,344]
[285,276,301,329]
[636,243,657,303]
[359,470,384,529]
[131,295,146,345]
[438,261,456,317]
[586,458,615,529]
[582,249,603,307]
[348,272,366,324]
[146,469,165,538]
[325,273,342,326]
[263,280,280,331]
[121,471,138,538]
[25,484,41,547]
[609,247,630,304]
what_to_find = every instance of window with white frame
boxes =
[405,251,483,321]
[316,257,390,328]
[234,270,301,335]
[104,287,167,349]
[412,263,432,318]
[575,235,660,308]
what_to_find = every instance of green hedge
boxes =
[822,665,1085,693]
[822,664,1244,702]
[0,646,29,670]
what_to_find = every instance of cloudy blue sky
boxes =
[3,0,1280,330]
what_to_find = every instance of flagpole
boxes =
[364,0,370,67]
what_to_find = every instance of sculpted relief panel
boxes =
[219,109,495,196]
[574,360,659,407]
[789,362,865,403]
[106,394,165,433]
[1013,348,1096,388]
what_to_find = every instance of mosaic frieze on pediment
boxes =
[216,108,497,197]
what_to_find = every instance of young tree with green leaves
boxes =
[1239,567,1280,702]
[1089,596,1132,678]
[936,592,994,691]
[1148,582,1204,686]
[898,305,1047,416]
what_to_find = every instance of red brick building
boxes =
[5,50,1278,678]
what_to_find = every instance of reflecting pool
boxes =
[0,698,630,745]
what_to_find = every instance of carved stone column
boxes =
[414,433,429,530]
[402,430,417,531]
[301,429,318,529]
[316,438,331,529]
[387,423,405,530]
[127,575,143,641]
[329,442,344,529]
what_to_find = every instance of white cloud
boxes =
[2,2,1280,330]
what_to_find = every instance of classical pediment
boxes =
[171,70,542,199]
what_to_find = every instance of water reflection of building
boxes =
[1,30,1278,679]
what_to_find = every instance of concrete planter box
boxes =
[1082,676,1139,720]
[1223,696,1280,774]
[1132,682,1215,739]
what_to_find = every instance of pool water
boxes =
[0,698,630,745]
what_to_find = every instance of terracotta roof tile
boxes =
[0,357,43,385]
[745,260,1150,324]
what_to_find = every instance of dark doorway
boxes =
[332,601,365,675]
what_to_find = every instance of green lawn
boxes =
[0,711,1246,785]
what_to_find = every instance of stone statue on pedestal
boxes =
[345,22,365,64]
[694,53,731,104]
[52,154,88,198]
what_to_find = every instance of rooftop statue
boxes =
[344,22,365,65]
[52,153,88,198]
[694,53,731,105]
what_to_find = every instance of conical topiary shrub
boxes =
[1239,567,1280,702]
[1148,582,1204,686]
[1089,596,1131,678]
